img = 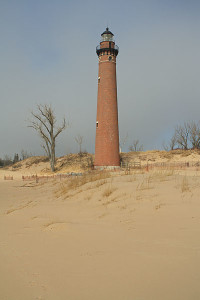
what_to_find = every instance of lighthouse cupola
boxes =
[96,27,119,57]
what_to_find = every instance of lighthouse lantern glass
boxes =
[101,33,113,42]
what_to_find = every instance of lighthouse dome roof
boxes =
[101,27,114,36]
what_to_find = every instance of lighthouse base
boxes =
[94,165,120,170]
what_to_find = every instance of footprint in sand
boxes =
[43,222,68,232]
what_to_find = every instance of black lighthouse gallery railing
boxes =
[96,44,119,56]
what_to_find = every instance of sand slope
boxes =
[0,167,200,300]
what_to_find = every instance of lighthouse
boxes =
[94,28,120,168]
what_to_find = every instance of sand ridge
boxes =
[2,150,200,181]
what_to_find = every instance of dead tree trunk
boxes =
[28,104,67,172]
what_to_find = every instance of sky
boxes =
[0,0,200,158]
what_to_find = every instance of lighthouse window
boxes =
[96,121,99,128]
[109,56,112,61]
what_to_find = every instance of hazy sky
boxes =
[0,0,200,158]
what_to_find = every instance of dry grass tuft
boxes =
[155,203,161,210]
[181,176,190,193]
[150,169,174,182]
[102,186,116,197]
[137,176,154,191]
[57,171,111,198]
[95,179,107,188]
[68,171,111,189]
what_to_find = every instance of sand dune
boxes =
[2,149,200,179]
[0,152,200,299]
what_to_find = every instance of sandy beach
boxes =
[1,155,200,300]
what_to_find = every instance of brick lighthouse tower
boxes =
[94,28,120,168]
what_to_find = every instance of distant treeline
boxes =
[0,150,32,167]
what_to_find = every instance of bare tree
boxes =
[129,139,143,152]
[28,104,67,172]
[162,142,169,151]
[163,134,177,151]
[21,149,32,160]
[119,133,128,153]
[75,134,83,154]
[188,121,200,149]
[169,134,177,150]
[174,122,190,150]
